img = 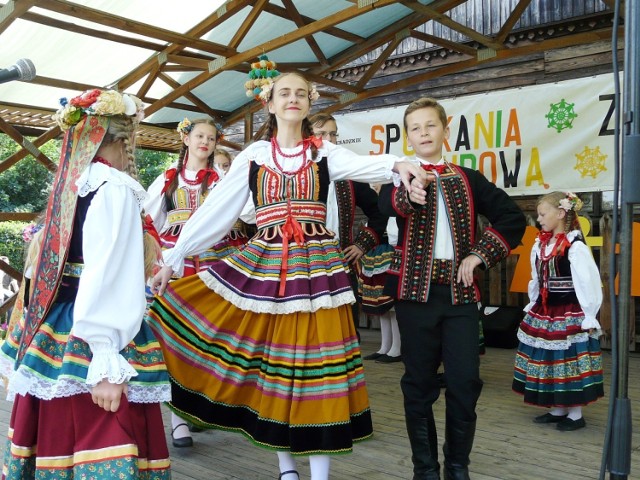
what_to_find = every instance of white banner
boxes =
[334,74,617,196]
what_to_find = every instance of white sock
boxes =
[171,412,191,439]
[567,406,583,420]
[378,314,392,354]
[386,311,401,357]
[549,407,568,417]
[309,455,330,480]
[277,451,297,478]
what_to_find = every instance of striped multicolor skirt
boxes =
[146,272,374,455]
[512,302,604,407]
[0,301,171,479]
[357,244,394,315]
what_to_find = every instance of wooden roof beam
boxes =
[262,3,364,44]
[0,122,60,175]
[156,72,226,123]
[355,32,406,90]
[322,26,617,114]
[32,0,235,57]
[495,0,533,45]
[410,29,476,57]
[281,0,329,65]
[399,0,505,50]
[0,117,57,173]
[135,64,161,100]
[0,0,36,35]
[229,0,268,50]
[20,10,166,52]
[143,0,400,117]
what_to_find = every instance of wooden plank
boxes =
[281,0,329,65]
[0,0,35,36]
[495,0,534,44]
[0,117,56,172]
[228,0,268,50]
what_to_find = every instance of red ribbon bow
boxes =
[278,214,305,297]
[143,214,161,244]
[196,168,220,186]
[308,135,323,149]
[421,163,448,175]
[161,168,177,194]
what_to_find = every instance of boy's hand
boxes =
[91,380,127,412]
[456,254,482,287]
[343,244,364,264]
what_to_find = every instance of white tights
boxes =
[377,310,401,357]
[277,451,331,479]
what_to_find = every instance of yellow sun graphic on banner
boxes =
[575,146,607,178]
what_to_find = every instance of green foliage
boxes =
[0,221,28,272]
[136,148,176,189]
[0,135,58,213]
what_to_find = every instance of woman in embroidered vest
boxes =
[0,89,171,479]
[513,191,604,431]
[146,55,425,480]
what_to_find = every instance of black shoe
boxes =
[363,352,383,360]
[279,470,299,479]
[376,354,402,363]
[188,423,204,433]
[171,423,193,448]
[556,417,586,431]
[533,412,568,424]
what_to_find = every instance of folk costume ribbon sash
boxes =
[279,202,305,297]
[537,230,571,313]
[18,115,110,362]
[161,167,219,194]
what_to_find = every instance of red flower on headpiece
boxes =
[70,89,101,108]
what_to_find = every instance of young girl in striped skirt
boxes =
[513,191,604,431]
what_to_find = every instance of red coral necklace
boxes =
[271,137,310,176]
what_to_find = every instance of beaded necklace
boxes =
[92,156,113,168]
[270,137,311,176]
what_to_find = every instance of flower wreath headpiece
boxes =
[176,117,224,141]
[53,89,144,131]
[22,222,43,243]
[558,192,583,212]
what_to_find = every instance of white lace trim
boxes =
[197,271,355,314]
[516,329,598,350]
[76,162,148,209]
[85,347,138,387]
[361,265,391,277]
[5,366,171,403]
[0,351,16,382]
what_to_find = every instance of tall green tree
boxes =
[136,148,176,189]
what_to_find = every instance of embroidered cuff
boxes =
[354,227,379,254]
[469,228,510,269]
[392,185,417,217]
[86,342,138,387]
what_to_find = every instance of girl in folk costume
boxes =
[0,89,171,479]
[145,117,250,279]
[146,56,425,480]
[145,117,250,447]
[513,191,604,432]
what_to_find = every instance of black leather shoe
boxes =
[376,354,402,363]
[188,423,204,433]
[171,423,193,448]
[556,417,586,431]
[363,352,383,360]
[533,412,568,424]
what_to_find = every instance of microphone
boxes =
[0,59,36,85]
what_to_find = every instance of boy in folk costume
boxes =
[0,89,171,479]
[378,97,526,480]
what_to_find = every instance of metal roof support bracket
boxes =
[358,0,379,8]
[339,92,358,104]
[209,57,227,73]
[0,2,15,23]
[157,52,168,65]
[477,48,497,61]
[22,139,41,158]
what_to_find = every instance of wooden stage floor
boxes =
[1,328,638,479]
